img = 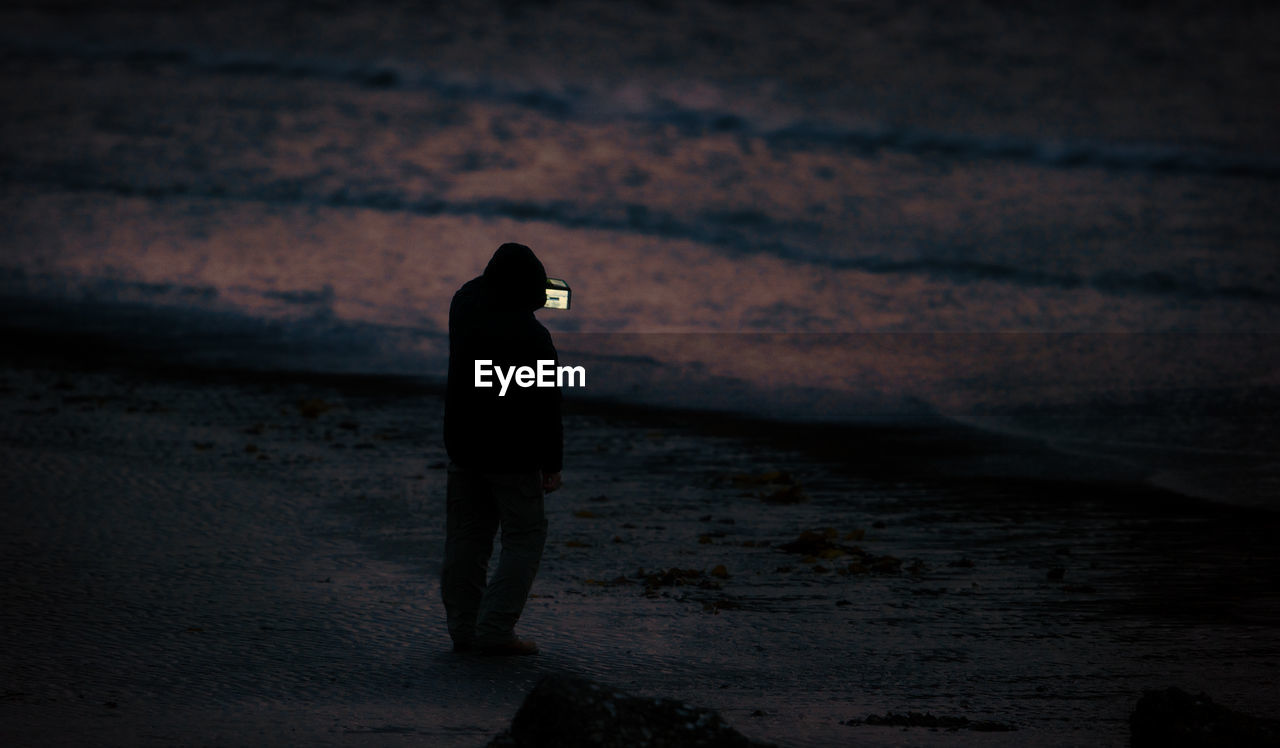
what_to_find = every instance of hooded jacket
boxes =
[444,243,563,474]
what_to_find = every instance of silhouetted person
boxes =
[441,243,562,656]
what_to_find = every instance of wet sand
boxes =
[2,344,1279,747]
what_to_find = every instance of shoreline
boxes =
[4,318,1267,519]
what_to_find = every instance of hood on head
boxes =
[483,242,548,311]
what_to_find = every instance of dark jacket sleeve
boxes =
[536,326,564,474]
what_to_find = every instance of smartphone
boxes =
[544,278,571,310]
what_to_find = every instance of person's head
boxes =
[483,242,548,311]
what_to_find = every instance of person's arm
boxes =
[535,325,563,482]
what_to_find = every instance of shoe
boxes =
[476,638,539,656]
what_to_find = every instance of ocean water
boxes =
[1,1,1277,506]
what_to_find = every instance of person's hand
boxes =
[542,471,562,493]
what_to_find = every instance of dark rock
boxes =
[490,675,774,747]
[1130,687,1280,747]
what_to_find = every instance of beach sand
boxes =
[2,343,1278,747]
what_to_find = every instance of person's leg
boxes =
[440,464,499,650]
[473,471,547,648]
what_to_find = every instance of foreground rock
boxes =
[488,675,775,748]
[1131,687,1280,747]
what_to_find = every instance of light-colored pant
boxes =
[441,464,547,647]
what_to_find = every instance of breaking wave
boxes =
[5,163,1277,305]
[4,38,1280,180]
